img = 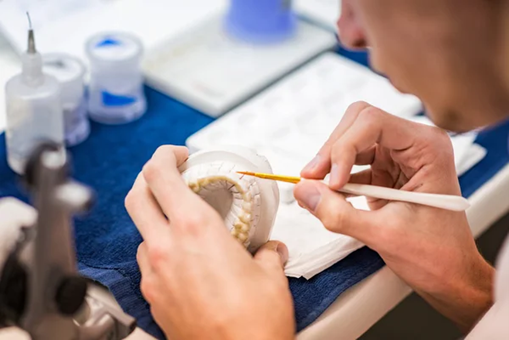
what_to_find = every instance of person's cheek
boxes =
[362,41,388,81]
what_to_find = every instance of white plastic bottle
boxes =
[42,53,89,147]
[4,23,64,174]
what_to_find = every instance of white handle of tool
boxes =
[333,183,470,212]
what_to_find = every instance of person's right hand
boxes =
[294,102,494,332]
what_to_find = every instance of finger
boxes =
[254,241,289,276]
[355,146,376,165]
[348,169,372,185]
[329,107,419,189]
[365,197,390,210]
[137,242,159,304]
[166,145,189,166]
[301,101,371,179]
[343,170,396,203]
[137,242,153,276]
[142,145,210,221]
[328,148,376,195]
[294,180,380,244]
[338,169,372,199]
[125,173,170,244]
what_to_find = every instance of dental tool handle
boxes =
[236,171,470,212]
[338,183,470,212]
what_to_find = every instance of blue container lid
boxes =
[225,0,297,44]
[86,31,143,62]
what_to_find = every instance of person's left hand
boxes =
[125,145,295,340]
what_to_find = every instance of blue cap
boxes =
[225,0,297,44]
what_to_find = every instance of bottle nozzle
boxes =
[22,11,43,86]
[26,12,36,54]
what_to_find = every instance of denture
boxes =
[178,146,280,253]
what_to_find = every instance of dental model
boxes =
[178,146,280,253]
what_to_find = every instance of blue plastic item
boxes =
[225,0,297,44]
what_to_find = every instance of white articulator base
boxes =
[179,147,279,253]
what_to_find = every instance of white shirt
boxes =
[467,235,509,339]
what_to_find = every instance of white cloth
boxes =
[272,196,368,279]
[467,235,509,339]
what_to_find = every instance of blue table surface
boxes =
[0,46,508,339]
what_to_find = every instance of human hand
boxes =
[125,146,295,340]
[294,102,494,332]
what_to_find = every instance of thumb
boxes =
[254,241,289,275]
[294,180,378,244]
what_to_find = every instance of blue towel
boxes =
[0,50,508,338]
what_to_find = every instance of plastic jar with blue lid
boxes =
[85,32,146,124]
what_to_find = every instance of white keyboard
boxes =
[186,52,423,200]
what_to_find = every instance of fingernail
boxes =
[276,244,289,264]
[329,164,340,187]
[303,155,321,173]
[298,183,322,212]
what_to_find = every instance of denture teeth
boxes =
[199,178,211,186]
[234,221,247,231]
[237,233,248,242]
[182,160,265,250]
[240,223,250,233]
[239,213,251,224]
[244,192,252,201]
[188,181,200,193]
[242,201,252,211]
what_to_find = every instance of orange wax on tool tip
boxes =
[236,171,301,184]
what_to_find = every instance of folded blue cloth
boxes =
[0,52,508,339]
